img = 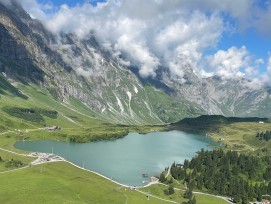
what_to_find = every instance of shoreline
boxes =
[1,147,234,204]
[30,151,153,188]
[10,130,217,188]
[62,159,159,188]
[62,159,132,188]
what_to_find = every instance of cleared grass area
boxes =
[210,122,271,155]
[0,149,34,172]
[195,194,229,204]
[141,183,186,203]
[0,162,168,204]
[0,160,229,204]
[141,184,230,204]
[172,116,271,155]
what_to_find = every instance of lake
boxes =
[14,130,218,186]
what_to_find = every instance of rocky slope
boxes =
[160,63,271,118]
[0,1,270,125]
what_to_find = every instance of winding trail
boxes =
[0,130,15,135]
[0,165,29,174]
[0,128,45,136]
[0,147,35,157]
[135,189,179,203]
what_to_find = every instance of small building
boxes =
[45,126,61,131]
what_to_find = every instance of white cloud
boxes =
[205,46,262,80]
[154,11,223,79]
[27,0,223,79]
[5,0,270,82]
[115,34,160,78]
[263,56,271,86]
[17,0,49,20]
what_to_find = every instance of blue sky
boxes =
[21,0,271,85]
[216,29,271,74]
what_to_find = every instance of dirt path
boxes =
[0,165,29,174]
[0,147,35,157]
[135,189,179,203]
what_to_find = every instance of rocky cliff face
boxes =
[0,1,270,125]
[0,1,165,124]
[161,64,271,118]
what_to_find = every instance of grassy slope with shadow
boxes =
[0,162,169,204]
[171,115,271,155]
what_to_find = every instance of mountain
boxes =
[160,64,271,118]
[0,1,270,127]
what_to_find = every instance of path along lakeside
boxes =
[0,147,234,204]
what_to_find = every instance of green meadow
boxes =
[172,115,271,155]
[0,76,258,203]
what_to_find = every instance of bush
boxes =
[168,186,175,195]
[164,185,174,195]
[184,188,193,199]
[159,173,166,183]
[3,107,58,123]
[3,107,44,123]
[5,159,23,168]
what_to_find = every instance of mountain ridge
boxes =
[0,1,270,126]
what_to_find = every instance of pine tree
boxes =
[184,159,189,169]
[267,182,271,195]
[191,196,196,204]
[159,173,166,183]
[264,166,271,180]
[196,175,203,190]
[168,177,173,184]
[184,188,193,200]
[168,185,175,195]
[241,192,248,204]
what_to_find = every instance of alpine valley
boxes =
[2,1,271,204]
[0,1,270,128]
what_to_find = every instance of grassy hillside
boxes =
[0,161,168,204]
[0,74,268,203]
[145,85,204,123]
[0,74,165,148]
[0,158,230,204]
[171,115,271,155]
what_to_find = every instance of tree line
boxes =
[161,149,271,204]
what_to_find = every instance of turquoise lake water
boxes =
[14,130,218,186]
